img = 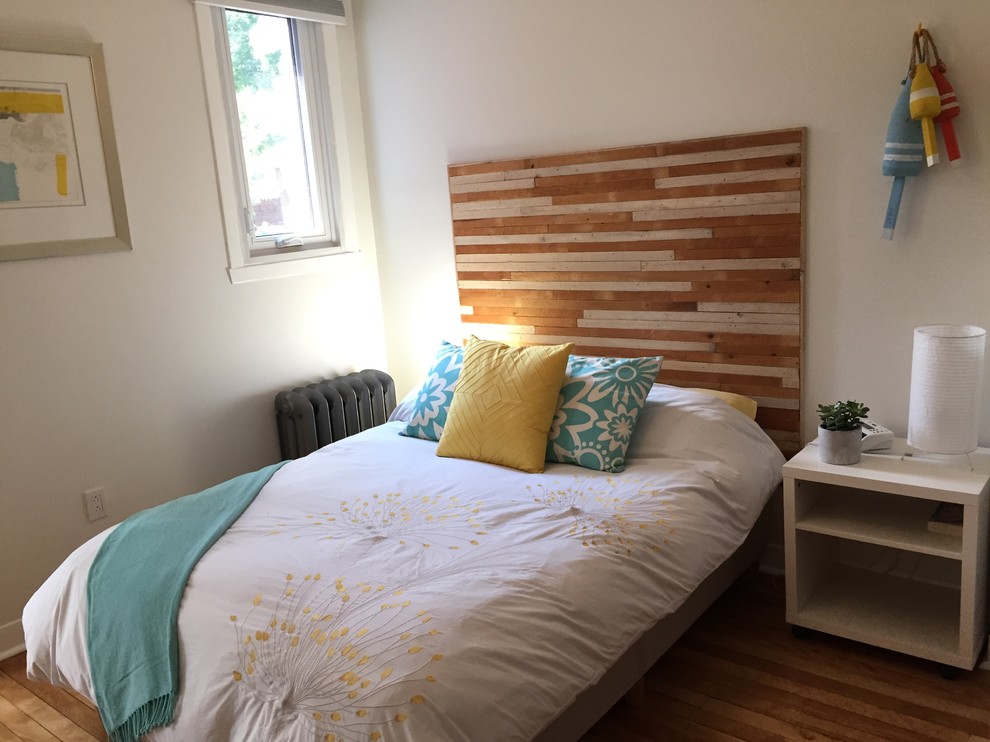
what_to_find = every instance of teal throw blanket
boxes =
[86,462,285,742]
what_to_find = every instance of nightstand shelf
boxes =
[783,440,989,671]
[796,563,961,664]
[796,488,963,559]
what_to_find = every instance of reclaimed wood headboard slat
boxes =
[448,128,804,455]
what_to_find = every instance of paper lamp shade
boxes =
[907,325,986,454]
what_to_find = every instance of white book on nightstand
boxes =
[927,501,963,537]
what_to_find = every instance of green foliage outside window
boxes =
[226,12,282,93]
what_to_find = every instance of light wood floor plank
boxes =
[0,675,95,742]
[674,639,972,742]
[695,617,990,728]
[583,575,990,741]
[704,593,990,709]
[0,695,59,742]
[655,657,927,742]
[0,658,101,740]
[656,682,839,741]
[633,690,792,742]
[59,694,93,715]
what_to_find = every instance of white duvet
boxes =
[25,385,784,742]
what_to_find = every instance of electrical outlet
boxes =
[83,487,107,522]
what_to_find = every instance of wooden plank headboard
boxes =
[447,128,804,455]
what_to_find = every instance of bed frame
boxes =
[534,494,776,741]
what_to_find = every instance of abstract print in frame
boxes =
[0,36,130,261]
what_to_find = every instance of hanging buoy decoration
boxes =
[882,79,925,240]
[880,24,963,239]
[909,62,940,166]
[920,29,962,164]
[931,66,961,163]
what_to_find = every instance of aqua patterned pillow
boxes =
[400,341,464,441]
[546,355,662,472]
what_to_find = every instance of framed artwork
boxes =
[0,36,130,261]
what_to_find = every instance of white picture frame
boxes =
[0,36,130,261]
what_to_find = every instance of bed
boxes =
[24,381,783,742]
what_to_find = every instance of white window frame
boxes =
[193,0,365,283]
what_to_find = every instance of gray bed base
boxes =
[533,492,777,741]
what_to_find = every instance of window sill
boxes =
[227,249,356,284]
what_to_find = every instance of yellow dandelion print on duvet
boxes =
[271,491,488,551]
[529,476,675,556]
[230,573,443,740]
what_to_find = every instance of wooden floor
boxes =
[2,575,988,741]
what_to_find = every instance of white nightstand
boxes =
[783,439,989,672]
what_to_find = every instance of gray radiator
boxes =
[274,369,396,460]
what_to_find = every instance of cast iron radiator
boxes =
[274,369,396,460]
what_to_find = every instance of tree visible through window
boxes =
[222,10,333,247]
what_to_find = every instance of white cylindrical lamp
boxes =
[907,324,986,454]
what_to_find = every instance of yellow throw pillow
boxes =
[686,388,759,420]
[436,337,573,472]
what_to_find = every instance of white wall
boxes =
[354,1,990,445]
[0,0,386,655]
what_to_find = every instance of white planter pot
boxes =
[818,426,862,465]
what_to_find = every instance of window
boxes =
[194,0,364,282]
[223,10,338,251]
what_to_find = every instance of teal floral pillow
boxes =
[546,355,662,472]
[400,341,464,441]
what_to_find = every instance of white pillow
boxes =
[625,384,779,463]
[387,386,419,423]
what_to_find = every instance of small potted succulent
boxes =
[817,400,870,465]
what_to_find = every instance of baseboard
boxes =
[0,618,24,661]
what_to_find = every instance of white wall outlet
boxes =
[83,487,107,522]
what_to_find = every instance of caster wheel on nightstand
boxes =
[790,625,813,640]
[937,664,960,680]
